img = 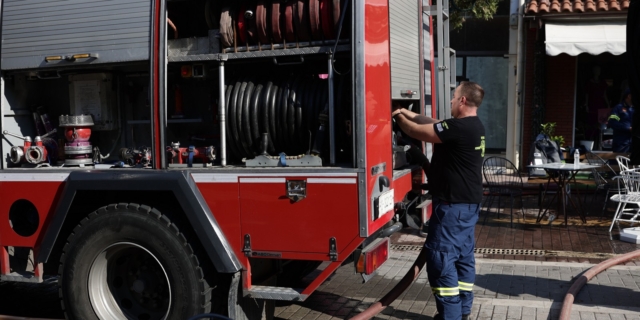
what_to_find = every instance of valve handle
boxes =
[2,130,29,141]
[40,128,57,139]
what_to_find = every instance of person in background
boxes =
[608,89,634,153]
[391,81,486,320]
[584,65,610,140]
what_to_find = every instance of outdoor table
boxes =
[527,163,600,225]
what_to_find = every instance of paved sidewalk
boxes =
[275,248,640,319]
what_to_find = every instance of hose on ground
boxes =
[559,249,640,320]
[349,246,427,320]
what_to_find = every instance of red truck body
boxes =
[0,0,434,318]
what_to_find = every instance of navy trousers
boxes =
[425,198,479,320]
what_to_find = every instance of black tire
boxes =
[58,203,211,320]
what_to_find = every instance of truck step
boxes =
[1,271,41,283]
[244,285,306,301]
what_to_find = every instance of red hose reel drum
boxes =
[60,114,93,142]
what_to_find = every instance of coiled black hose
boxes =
[224,76,331,160]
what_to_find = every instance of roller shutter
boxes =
[389,0,420,100]
[1,0,151,70]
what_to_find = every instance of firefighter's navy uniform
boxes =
[426,200,479,319]
[607,97,634,153]
[426,115,485,320]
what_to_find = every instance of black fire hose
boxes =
[350,246,427,320]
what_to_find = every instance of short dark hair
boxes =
[458,81,484,107]
[621,88,631,102]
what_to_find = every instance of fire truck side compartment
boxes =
[389,0,421,100]
[35,170,243,274]
[0,0,152,70]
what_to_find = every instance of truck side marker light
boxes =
[45,53,95,63]
[44,56,62,62]
[70,53,93,60]
[181,65,192,78]
[356,238,389,275]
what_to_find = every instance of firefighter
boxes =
[392,81,485,320]
[607,88,634,153]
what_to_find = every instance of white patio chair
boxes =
[617,155,631,172]
[609,168,640,232]
[585,152,625,219]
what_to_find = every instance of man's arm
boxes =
[394,108,440,125]
[608,107,632,132]
[392,109,442,143]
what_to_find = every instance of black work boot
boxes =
[462,314,471,320]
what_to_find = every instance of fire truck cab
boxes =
[0,0,434,318]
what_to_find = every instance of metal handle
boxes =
[272,56,304,66]
[36,70,61,79]
[40,128,57,139]
[2,130,28,141]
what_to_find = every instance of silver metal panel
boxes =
[430,0,453,119]
[245,286,306,301]
[422,8,432,107]
[158,0,167,169]
[1,0,151,70]
[389,0,420,100]
[168,45,350,62]
[168,38,211,57]
[355,1,368,237]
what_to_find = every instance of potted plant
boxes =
[540,122,567,158]
[540,122,565,147]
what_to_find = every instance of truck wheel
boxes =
[58,203,211,320]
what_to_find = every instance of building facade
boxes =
[522,0,629,165]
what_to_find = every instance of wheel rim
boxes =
[88,242,171,320]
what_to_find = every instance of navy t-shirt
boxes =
[428,116,485,203]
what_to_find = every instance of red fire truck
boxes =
[0,0,435,319]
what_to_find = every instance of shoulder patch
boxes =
[436,123,443,132]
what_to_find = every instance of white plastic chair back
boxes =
[617,155,632,172]
[610,169,640,232]
[619,169,640,195]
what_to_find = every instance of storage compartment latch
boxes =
[286,180,307,203]
[243,234,252,257]
[329,237,337,261]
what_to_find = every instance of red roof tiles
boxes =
[526,0,628,14]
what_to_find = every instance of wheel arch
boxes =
[36,170,243,274]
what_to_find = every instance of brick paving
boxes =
[275,250,640,320]
[274,191,640,319]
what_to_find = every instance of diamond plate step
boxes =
[1,271,41,283]
[244,285,307,301]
